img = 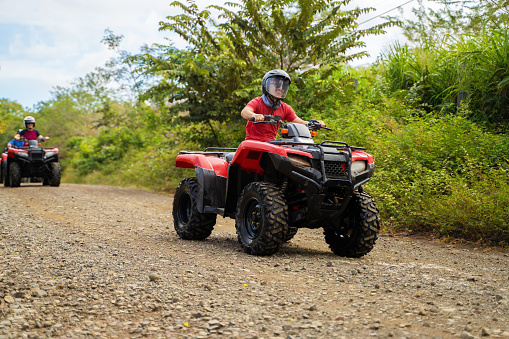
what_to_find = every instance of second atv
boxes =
[1,139,61,187]
[173,116,380,257]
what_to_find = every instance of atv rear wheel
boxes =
[235,182,288,256]
[9,162,21,187]
[1,161,9,187]
[173,177,216,240]
[49,162,61,187]
[324,190,380,258]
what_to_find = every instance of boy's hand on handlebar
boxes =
[251,114,265,122]
[307,119,332,131]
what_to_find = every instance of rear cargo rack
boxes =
[179,147,237,156]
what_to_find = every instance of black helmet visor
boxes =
[266,77,290,99]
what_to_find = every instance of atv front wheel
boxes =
[49,163,61,187]
[324,190,380,258]
[9,162,21,187]
[172,177,216,240]
[235,182,288,256]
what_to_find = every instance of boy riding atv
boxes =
[7,130,25,148]
[241,69,325,141]
[173,70,380,257]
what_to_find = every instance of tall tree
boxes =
[134,0,394,144]
[396,0,509,43]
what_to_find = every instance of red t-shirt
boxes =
[245,97,298,141]
[20,129,40,140]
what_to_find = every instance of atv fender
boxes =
[176,154,229,177]
[195,167,227,213]
[176,154,230,214]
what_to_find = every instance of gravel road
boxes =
[1,184,508,339]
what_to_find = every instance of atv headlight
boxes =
[45,152,55,158]
[288,154,311,168]
[351,160,367,175]
[17,152,28,158]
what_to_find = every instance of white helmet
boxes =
[24,116,36,127]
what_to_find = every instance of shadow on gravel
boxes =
[277,243,335,258]
[156,232,336,258]
[1,184,54,189]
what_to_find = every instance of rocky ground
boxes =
[0,183,508,339]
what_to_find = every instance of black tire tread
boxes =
[324,191,380,258]
[283,227,298,242]
[9,162,21,187]
[235,182,288,256]
[49,162,61,187]
[172,177,216,240]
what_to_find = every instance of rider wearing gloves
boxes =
[241,69,325,142]
[14,116,49,142]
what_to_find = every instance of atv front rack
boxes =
[268,139,371,189]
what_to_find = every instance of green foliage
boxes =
[0,99,30,146]
[209,0,393,71]
[395,0,509,44]
[66,126,144,175]
[131,0,394,145]
[379,26,509,126]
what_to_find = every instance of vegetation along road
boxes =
[1,184,508,338]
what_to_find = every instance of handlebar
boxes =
[248,115,281,125]
[306,119,332,131]
[248,116,333,131]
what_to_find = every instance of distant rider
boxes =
[241,69,325,142]
[14,116,49,142]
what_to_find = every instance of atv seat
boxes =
[224,152,235,163]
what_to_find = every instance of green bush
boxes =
[379,27,509,127]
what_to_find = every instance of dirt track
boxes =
[0,183,508,338]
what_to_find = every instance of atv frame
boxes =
[173,117,380,257]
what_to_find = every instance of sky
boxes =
[0,0,431,109]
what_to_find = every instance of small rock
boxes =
[42,321,55,328]
[31,288,47,297]
[4,295,15,303]
[461,331,475,339]
[481,327,490,336]
[308,305,317,311]
[148,274,160,282]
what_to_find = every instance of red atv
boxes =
[173,116,380,257]
[1,139,61,187]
